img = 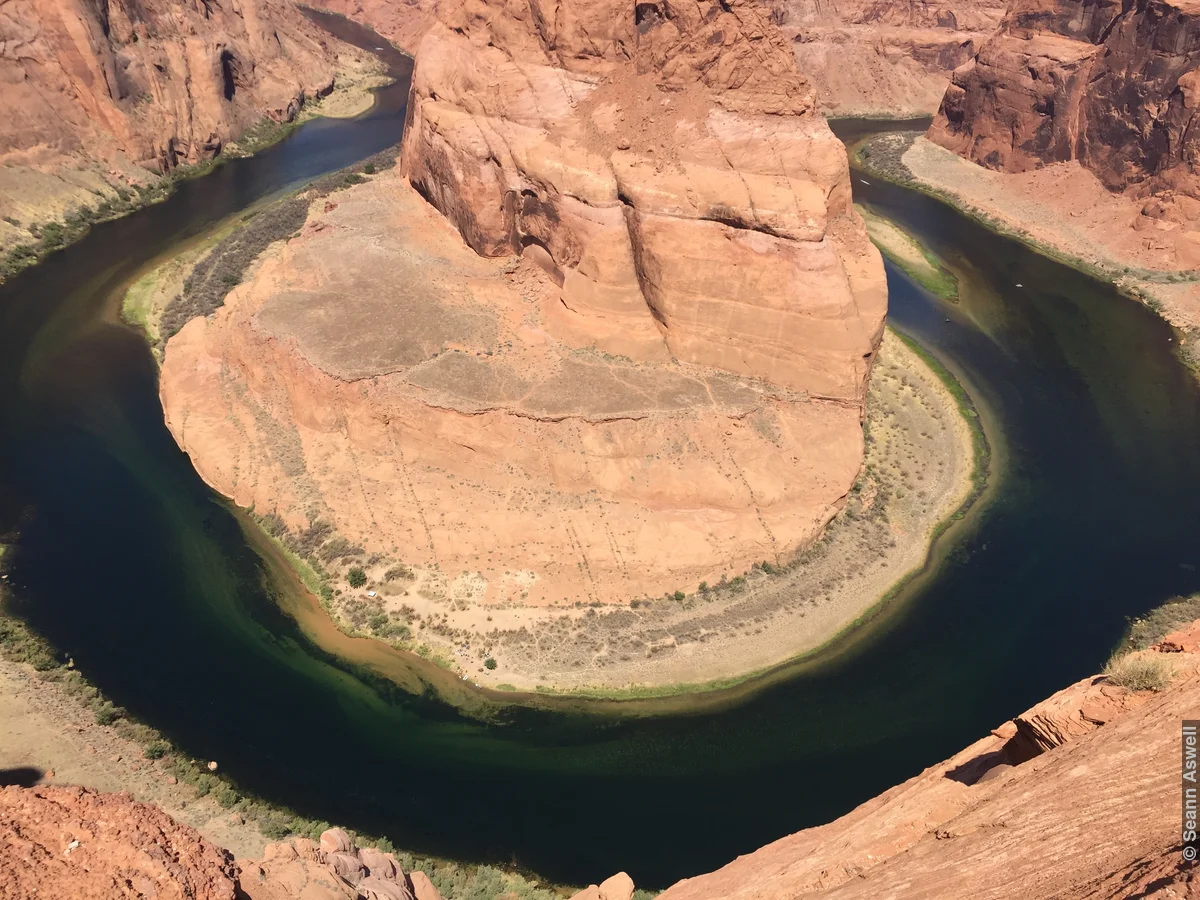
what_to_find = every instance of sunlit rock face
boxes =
[161,0,887,609]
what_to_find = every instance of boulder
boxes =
[600,873,636,900]
[358,875,415,900]
[408,870,445,900]
[326,851,367,885]
[359,847,401,880]
[320,828,355,854]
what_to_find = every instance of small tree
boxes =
[347,566,367,588]
[484,657,497,670]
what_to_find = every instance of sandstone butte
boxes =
[6,625,1200,899]
[159,0,889,609]
[0,0,339,217]
[928,0,1200,257]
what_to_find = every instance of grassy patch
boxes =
[857,204,958,301]
[1103,653,1176,692]
[1117,594,1200,653]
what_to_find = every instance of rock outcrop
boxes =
[161,0,885,610]
[655,642,1200,900]
[780,0,1007,116]
[400,0,886,398]
[0,784,239,900]
[0,0,338,226]
[929,0,1200,213]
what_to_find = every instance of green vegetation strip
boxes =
[853,132,1200,375]
[857,205,958,301]
[0,600,625,899]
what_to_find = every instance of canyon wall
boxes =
[929,0,1200,211]
[0,0,339,228]
[161,0,886,611]
[779,0,1007,116]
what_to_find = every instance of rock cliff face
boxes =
[929,0,1200,211]
[780,0,1007,116]
[161,0,885,609]
[400,0,886,398]
[0,0,337,206]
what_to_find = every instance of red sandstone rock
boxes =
[0,0,338,182]
[1003,674,1149,763]
[1157,620,1200,653]
[408,869,445,900]
[657,669,1200,900]
[0,784,238,900]
[781,0,1007,115]
[929,0,1200,219]
[320,827,355,854]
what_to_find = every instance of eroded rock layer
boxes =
[0,0,337,175]
[161,173,873,606]
[930,0,1200,208]
[781,0,1007,116]
[657,642,1200,900]
[162,0,885,608]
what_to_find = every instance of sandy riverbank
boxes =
[858,132,1200,339]
[856,203,957,301]
[377,327,983,694]
[0,655,271,860]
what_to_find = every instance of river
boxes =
[2,18,1199,890]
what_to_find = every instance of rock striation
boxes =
[161,0,886,609]
[780,0,1007,116]
[0,0,338,213]
[929,0,1200,214]
[400,0,886,399]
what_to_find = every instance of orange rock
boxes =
[409,869,445,900]
[657,673,1200,900]
[929,0,1200,219]
[1156,620,1200,653]
[0,785,238,900]
[0,0,336,180]
[161,0,888,612]
[1004,675,1149,763]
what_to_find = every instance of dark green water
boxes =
[3,36,1200,887]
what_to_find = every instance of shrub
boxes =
[362,163,376,175]
[672,590,685,602]
[384,564,413,582]
[347,566,367,588]
[484,657,497,670]
[1103,653,1175,692]
[215,785,239,808]
[144,741,168,760]
[40,222,65,249]
[92,702,122,725]
[1123,594,1200,651]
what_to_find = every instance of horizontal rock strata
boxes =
[162,0,886,608]
[930,0,1200,221]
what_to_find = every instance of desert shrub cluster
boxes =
[159,195,309,342]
